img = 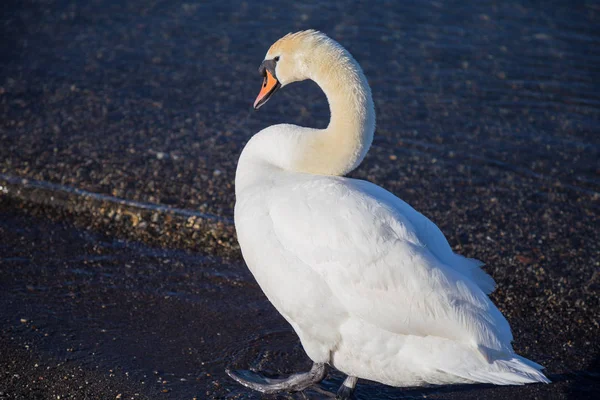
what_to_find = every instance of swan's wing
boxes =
[267,176,512,355]
[351,179,496,294]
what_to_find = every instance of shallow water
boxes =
[1,0,599,398]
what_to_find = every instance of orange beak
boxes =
[254,70,281,110]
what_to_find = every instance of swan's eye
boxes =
[274,56,280,62]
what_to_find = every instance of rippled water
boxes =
[1,0,599,399]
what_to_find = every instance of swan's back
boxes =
[351,179,497,294]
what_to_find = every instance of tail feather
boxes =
[441,355,550,385]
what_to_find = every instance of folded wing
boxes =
[268,175,512,356]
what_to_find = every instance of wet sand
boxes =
[1,0,599,399]
[1,209,598,399]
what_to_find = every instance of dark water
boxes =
[1,0,599,399]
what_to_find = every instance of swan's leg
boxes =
[336,375,358,399]
[226,362,327,394]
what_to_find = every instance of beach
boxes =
[1,0,599,398]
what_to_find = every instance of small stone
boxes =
[516,255,533,265]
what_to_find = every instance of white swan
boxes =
[229,30,549,398]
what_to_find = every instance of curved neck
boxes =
[293,50,375,176]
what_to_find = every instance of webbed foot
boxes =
[226,362,327,394]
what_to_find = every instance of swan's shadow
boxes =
[313,365,600,400]
[317,371,496,400]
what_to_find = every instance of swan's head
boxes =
[254,30,339,110]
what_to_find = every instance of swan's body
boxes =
[232,31,549,396]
